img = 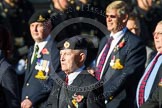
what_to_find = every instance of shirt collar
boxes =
[68,65,85,85]
[35,35,51,45]
[157,52,162,55]
[34,35,51,53]
[110,27,127,40]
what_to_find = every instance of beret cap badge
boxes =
[37,15,45,22]
[64,41,70,49]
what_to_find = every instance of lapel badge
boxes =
[110,56,124,70]
[158,78,162,87]
[64,41,70,49]
[118,38,125,48]
[41,60,46,71]
[71,93,84,108]
[35,59,42,70]
[35,59,50,79]
[114,38,125,52]
[41,48,49,55]
[37,15,45,22]
[37,53,42,58]
[110,56,115,67]
[45,61,50,75]
[42,60,49,72]
[35,70,47,80]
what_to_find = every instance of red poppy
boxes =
[119,42,125,48]
[41,48,49,54]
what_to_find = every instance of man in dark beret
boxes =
[46,36,105,108]
[57,36,88,50]
[21,10,60,108]
[28,10,50,25]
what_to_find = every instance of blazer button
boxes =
[109,96,113,100]
[25,96,29,99]
[26,83,29,86]
[105,100,108,104]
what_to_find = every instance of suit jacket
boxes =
[21,37,60,107]
[97,29,146,108]
[46,70,106,108]
[140,64,162,108]
[0,52,20,108]
[136,54,162,107]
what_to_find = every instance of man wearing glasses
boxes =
[138,20,162,108]
[94,1,146,108]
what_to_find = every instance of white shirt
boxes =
[67,66,85,85]
[31,35,51,63]
[96,28,127,79]
[136,53,162,108]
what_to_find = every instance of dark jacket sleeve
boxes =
[2,67,20,108]
[29,77,54,106]
[87,86,106,108]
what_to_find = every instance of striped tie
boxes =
[138,53,161,106]
[65,75,68,86]
[95,37,113,80]
[32,45,39,64]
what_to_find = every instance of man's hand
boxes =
[87,67,95,76]
[21,99,32,108]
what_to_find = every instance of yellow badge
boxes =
[37,15,45,22]
[109,96,113,100]
[64,41,70,49]
[111,59,124,70]
[35,70,47,80]
[71,93,84,108]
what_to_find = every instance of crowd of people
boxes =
[0,0,162,108]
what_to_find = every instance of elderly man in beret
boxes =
[21,10,60,108]
[46,36,105,108]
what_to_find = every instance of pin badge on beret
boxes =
[64,41,70,49]
[37,15,45,22]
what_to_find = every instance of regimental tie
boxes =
[95,37,113,80]
[32,45,39,64]
[65,75,69,86]
[138,53,162,106]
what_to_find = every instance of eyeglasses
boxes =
[153,32,162,36]
[106,15,117,19]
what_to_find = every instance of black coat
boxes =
[0,52,20,108]
[46,70,106,108]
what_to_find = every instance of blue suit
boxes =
[97,29,146,108]
[140,64,162,108]
[22,37,60,107]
